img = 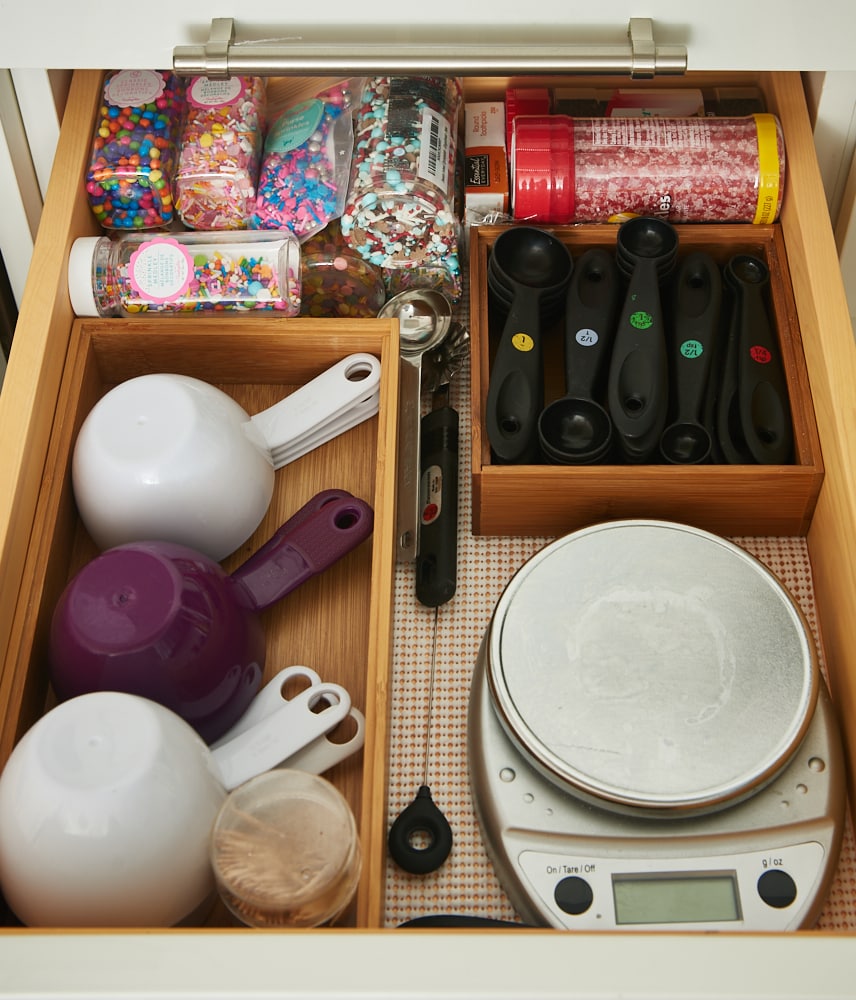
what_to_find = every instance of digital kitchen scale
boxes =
[468,521,846,931]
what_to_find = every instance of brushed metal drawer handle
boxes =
[173,17,687,79]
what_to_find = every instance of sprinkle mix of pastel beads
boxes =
[86,71,185,230]
[340,76,463,300]
[300,220,385,317]
[176,76,267,230]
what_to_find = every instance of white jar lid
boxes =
[67,235,103,317]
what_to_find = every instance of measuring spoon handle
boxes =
[563,248,620,400]
[668,252,722,424]
[607,257,669,463]
[485,289,546,464]
[727,255,793,465]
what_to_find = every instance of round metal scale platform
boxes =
[468,521,846,931]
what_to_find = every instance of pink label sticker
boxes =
[104,70,166,108]
[750,345,772,364]
[188,75,247,109]
[128,239,194,304]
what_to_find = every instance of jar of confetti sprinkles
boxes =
[175,75,267,230]
[85,70,186,230]
[67,230,301,317]
[340,76,464,301]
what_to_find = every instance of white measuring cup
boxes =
[72,354,381,560]
[0,671,364,928]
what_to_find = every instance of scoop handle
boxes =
[231,495,374,612]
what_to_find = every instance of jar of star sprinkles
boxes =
[85,70,186,230]
[340,76,464,301]
[67,230,301,317]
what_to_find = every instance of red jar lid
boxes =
[511,116,575,223]
[505,88,551,154]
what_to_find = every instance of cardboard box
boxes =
[465,102,510,224]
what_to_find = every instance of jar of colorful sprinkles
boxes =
[175,75,267,230]
[85,70,185,230]
[67,230,301,316]
[340,76,464,301]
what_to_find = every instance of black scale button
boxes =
[554,876,594,915]
[757,869,797,909]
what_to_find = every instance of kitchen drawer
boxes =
[2,67,856,992]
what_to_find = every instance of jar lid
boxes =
[505,87,551,154]
[67,236,103,317]
[511,116,575,223]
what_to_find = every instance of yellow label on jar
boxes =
[753,114,781,225]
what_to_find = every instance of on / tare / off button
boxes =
[757,869,798,909]
[554,876,594,915]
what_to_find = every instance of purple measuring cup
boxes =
[48,490,373,743]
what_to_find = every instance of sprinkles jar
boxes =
[340,76,464,301]
[175,75,267,230]
[85,70,185,230]
[67,230,301,317]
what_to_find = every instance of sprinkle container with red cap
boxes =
[511,113,786,225]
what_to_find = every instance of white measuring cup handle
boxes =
[211,665,323,747]
[269,390,380,470]
[211,680,352,790]
[282,707,366,775]
[249,354,381,455]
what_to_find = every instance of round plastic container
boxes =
[512,113,786,225]
[67,230,301,317]
[85,70,185,230]
[210,770,362,928]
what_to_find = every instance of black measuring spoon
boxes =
[723,254,793,465]
[659,252,722,465]
[538,248,620,464]
[485,227,573,464]
[608,217,679,463]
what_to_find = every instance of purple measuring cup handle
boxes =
[231,495,374,612]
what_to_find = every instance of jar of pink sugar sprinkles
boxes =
[85,70,185,230]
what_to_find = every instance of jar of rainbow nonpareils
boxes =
[66,230,301,316]
[85,70,185,230]
[341,76,464,301]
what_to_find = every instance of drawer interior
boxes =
[2,66,856,960]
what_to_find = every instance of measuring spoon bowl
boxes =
[659,252,722,465]
[538,248,620,464]
[378,289,454,560]
[486,227,573,463]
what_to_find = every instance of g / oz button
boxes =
[554,875,594,915]
[757,869,797,909]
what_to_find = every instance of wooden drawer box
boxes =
[0,317,399,929]
[469,222,822,537]
[2,66,856,991]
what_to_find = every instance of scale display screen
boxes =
[612,872,741,925]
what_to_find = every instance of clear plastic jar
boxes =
[67,230,301,317]
[341,76,464,300]
[85,70,186,230]
[512,113,785,225]
[175,75,267,230]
